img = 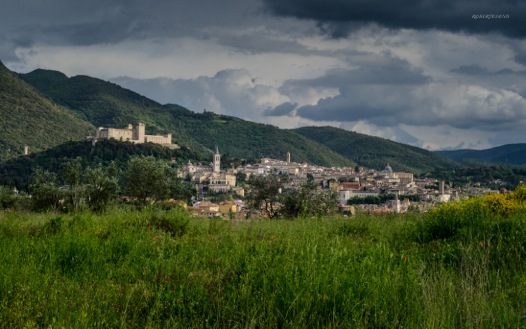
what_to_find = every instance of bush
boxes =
[0,186,16,209]
[145,208,190,237]
[414,185,526,244]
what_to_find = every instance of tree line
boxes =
[346,194,421,205]
[0,156,195,212]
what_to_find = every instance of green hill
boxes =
[161,106,355,167]
[293,126,463,173]
[16,66,473,172]
[436,144,526,166]
[19,69,201,149]
[0,62,94,160]
[19,70,354,167]
[0,139,202,189]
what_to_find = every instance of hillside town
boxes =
[178,144,504,218]
[44,122,507,218]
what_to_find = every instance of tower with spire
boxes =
[213,146,221,173]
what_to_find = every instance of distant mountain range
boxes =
[436,144,526,166]
[293,126,461,173]
[1,60,524,175]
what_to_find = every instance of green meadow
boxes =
[1,189,526,328]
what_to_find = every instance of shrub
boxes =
[145,208,190,237]
[0,186,17,210]
[415,185,526,244]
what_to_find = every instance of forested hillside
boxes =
[0,139,202,189]
[19,70,354,167]
[0,62,93,160]
[436,144,526,166]
[293,126,462,173]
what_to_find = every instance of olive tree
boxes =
[123,156,192,203]
[84,164,119,212]
[29,168,62,211]
[245,172,289,219]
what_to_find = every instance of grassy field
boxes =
[1,196,526,328]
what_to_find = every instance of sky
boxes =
[2,0,526,150]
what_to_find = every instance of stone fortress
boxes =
[94,123,177,148]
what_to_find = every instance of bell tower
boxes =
[213,146,221,173]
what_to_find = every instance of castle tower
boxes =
[137,123,145,142]
[287,151,291,164]
[213,146,221,173]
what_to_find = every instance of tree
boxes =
[281,181,338,219]
[170,178,196,204]
[235,172,247,185]
[245,173,289,219]
[0,186,16,210]
[29,168,62,211]
[63,157,84,212]
[84,164,120,212]
[123,156,193,204]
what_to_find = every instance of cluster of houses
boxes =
[179,147,460,217]
[95,123,503,218]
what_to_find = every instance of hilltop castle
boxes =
[94,123,176,148]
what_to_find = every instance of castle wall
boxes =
[100,128,134,141]
[145,134,172,145]
[96,123,172,146]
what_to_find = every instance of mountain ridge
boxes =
[19,68,354,168]
[1,63,470,172]
[436,143,526,166]
[0,62,94,160]
[293,126,463,173]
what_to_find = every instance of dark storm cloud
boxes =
[264,102,298,116]
[281,60,526,131]
[262,0,526,38]
[297,97,396,124]
[294,83,526,130]
[450,64,493,75]
[450,64,526,75]
[0,0,259,51]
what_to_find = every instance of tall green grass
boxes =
[1,204,525,328]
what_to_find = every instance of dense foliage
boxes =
[436,144,526,166]
[244,173,339,219]
[293,126,463,173]
[347,193,421,205]
[1,152,195,212]
[123,156,195,204]
[0,61,94,160]
[0,139,202,190]
[425,165,526,189]
[1,187,526,327]
[281,182,339,218]
[245,173,288,219]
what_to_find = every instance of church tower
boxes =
[213,146,221,173]
[287,151,291,164]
